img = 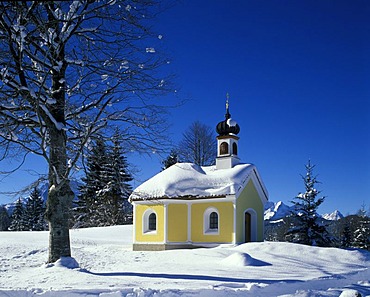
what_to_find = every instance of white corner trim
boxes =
[187,203,191,242]
[233,203,236,244]
[251,168,269,203]
[164,204,168,243]
[133,203,137,243]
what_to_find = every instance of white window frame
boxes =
[203,207,220,235]
[219,141,229,155]
[142,209,157,234]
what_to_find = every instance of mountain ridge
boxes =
[264,200,343,222]
[3,180,80,214]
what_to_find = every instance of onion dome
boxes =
[216,94,240,136]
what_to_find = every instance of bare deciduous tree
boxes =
[178,121,216,166]
[0,1,173,263]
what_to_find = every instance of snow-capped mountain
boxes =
[322,210,344,221]
[264,201,294,221]
[264,201,344,221]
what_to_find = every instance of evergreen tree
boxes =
[9,199,26,231]
[353,221,370,250]
[102,130,133,225]
[74,138,110,228]
[341,222,352,248]
[0,205,10,231]
[352,205,370,250]
[161,149,179,170]
[357,203,367,217]
[285,160,332,246]
[74,134,133,227]
[24,187,46,231]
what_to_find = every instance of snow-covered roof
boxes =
[130,162,266,201]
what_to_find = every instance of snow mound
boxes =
[221,252,271,267]
[339,289,362,297]
[47,257,79,269]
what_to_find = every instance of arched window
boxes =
[209,212,218,230]
[232,142,238,155]
[220,142,229,155]
[143,209,157,233]
[148,213,156,231]
[203,207,219,234]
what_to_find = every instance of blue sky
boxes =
[1,1,369,215]
[152,0,370,215]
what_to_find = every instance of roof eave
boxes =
[130,194,229,203]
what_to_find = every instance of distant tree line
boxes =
[0,206,10,231]
[0,187,47,231]
[265,210,370,250]
[1,132,134,231]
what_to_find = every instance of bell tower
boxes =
[216,94,240,170]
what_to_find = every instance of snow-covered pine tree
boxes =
[285,160,332,247]
[74,134,133,227]
[352,204,370,250]
[161,149,179,170]
[353,221,370,250]
[102,130,133,225]
[9,199,26,231]
[0,205,10,231]
[24,187,46,231]
[74,138,110,228]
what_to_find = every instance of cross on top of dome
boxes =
[216,93,240,136]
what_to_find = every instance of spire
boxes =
[225,93,230,119]
[216,93,240,136]
[216,94,241,170]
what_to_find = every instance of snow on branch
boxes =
[39,104,65,131]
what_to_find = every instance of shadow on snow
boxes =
[80,269,303,285]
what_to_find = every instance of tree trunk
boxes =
[45,125,74,263]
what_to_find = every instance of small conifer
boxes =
[285,160,332,246]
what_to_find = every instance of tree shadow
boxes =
[80,269,303,285]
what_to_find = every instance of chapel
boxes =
[129,96,268,251]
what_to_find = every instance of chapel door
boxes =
[244,212,251,243]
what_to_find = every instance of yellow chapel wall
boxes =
[191,201,234,243]
[134,204,165,243]
[167,204,188,242]
[236,179,264,242]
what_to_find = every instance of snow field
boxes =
[0,225,369,297]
